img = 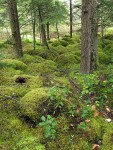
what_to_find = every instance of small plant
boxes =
[38,115,57,139]
[48,85,68,109]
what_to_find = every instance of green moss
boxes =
[60,40,69,47]
[52,40,61,47]
[13,74,43,89]
[62,37,74,44]
[0,59,27,70]
[72,35,81,43]
[27,60,57,75]
[73,139,92,150]
[19,88,49,118]
[56,52,80,69]
[0,86,15,99]
[101,130,113,150]
[0,112,44,150]
[0,67,23,77]
[103,34,113,40]
[98,52,110,64]
[21,54,35,63]
[66,44,81,52]
[86,118,104,142]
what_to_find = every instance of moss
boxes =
[103,34,113,40]
[0,112,44,150]
[13,74,43,89]
[56,52,80,69]
[52,40,61,47]
[21,54,35,63]
[72,35,81,43]
[73,139,92,150]
[0,86,15,99]
[66,44,81,52]
[101,130,113,150]
[62,37,74,44]
[0,67,23,77]
[27,60,57,75]
[98,52,110,64]
[51,45,67,55]
[59,40,69,47]
[103,42,113,56]
[19,88,49,118]
[86,118,104,142]
[46,134,73,150]
[0,59,27,70]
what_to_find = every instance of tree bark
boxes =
[90,0,98,72]
[56,23,60,40]
[80,0,98,74]
[47,22,50,40]
[32,0,36,54]
[38,6,49,50]
[70,0,73,38]
[7,0,23,58]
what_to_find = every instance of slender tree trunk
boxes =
[101,17,104,47]
[80,0,98,74]
[38,6,49,50]
[7,0,23,58]
[32,0,36,54]
[70,0,73,38]
[56,23,60,40]
[47,22,50,40]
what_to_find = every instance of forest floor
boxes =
[0,34,113,150]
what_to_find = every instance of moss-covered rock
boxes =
[0,59,27,70]
[19,88,49,118]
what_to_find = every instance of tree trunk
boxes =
[38,6,49,50]
[56,23,60,40]
[80,0,98,74]
[47,22,50,40]
[7,0,23,58]
[90,0,98,72]
[70,0,73,38]
[32,0,36,54]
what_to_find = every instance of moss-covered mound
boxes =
[0,59,27,70]
[0,86,16,99]
[0,112,45,150]
[56,52,80,69]
[27,60,57,75]
[19,88,49,118]
[13,74,43,89]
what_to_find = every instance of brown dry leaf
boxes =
[85,119,90,123]
[93,144,100,150]
[94,112,100,117]
[106,106,111,112]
